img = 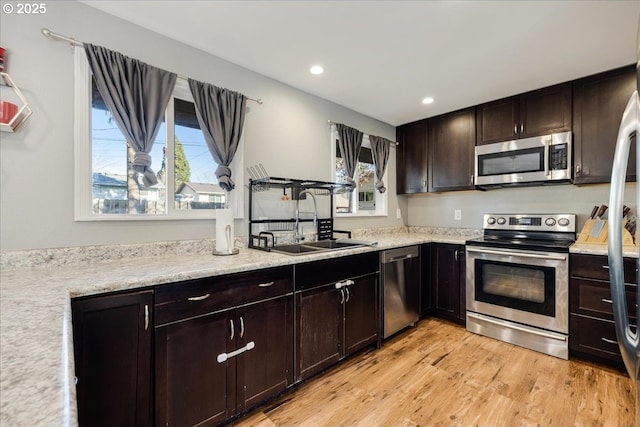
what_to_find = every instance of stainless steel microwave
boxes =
[474,131,572,188]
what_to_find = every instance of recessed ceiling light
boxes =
[310,65,324,75]
[422,97,434,105]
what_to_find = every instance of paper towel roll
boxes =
[215,208,234,253]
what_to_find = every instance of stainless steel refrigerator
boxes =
[608,18,640,426]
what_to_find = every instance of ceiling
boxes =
[81,1,639,126]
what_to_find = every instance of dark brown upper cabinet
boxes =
[476,82,572,145]
[573,65,636,184]
[396,119,428,194]
[428,107,476,192]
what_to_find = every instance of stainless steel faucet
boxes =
[294,189,317,242]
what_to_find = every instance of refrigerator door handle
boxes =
[608,90,640,380]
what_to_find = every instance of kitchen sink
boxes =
[303,240,363,249]
[270,239,368,256]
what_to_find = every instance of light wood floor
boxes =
[232,318,635,427]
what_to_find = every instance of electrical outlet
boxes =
[454,209,462,221]
[396,208,402,219]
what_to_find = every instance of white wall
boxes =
[0,1,402,251]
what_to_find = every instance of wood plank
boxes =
[232,319,634,427]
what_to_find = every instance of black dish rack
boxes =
[248,176,352,251]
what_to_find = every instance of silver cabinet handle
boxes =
[217,341,255,363]
[454,250,458,262]
[602,265,610,270]
[345,287,350,302]
[144,304,149,331]
[423,179,427,187]
[514,124,518,134]
[340,288,345,305]
[601,337,618,345]
[240,316,245,338]
[230,319,235,340]
[602,298,613,304]
[188,293,210,301]
[258,281,275,287]
[520,123,524,133]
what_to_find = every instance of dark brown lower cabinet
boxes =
[431,243,466,325]
[154,267,294,427]
[569,253,637,369]
[71,289,153,427]
[295,252,380,381]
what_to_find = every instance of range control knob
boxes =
[558,218,570,227]
[545,218,557,227]
[487,217,496,225]
[496,217,506,225]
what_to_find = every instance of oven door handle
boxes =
[467,312,567,342]
[466,246,566,262]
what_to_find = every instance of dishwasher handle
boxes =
[381,246,419,264]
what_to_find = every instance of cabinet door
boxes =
[344,274,379,355]
[458,249,467,323]
[156,312,232,427]
[396,120,428,193]
[476,96,519,145]
[420,244,432,316]
[431,244,463,323]
[238,295,294,412]
[519,82,572,138]
[573,65,636,184]
[428,108,476,191]
[72,290,152,427]
[295,285,343,381]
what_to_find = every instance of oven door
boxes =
[466,245,569,334]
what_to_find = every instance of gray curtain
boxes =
[336,124,363,190]
[84,44,177,187]
[369,135,391,193]
[188,79,246,192]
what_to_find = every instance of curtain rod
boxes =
[327,120,399,146]
[41,27,264,105]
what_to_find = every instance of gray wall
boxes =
[0,1,402,251]
[407,183,637,233]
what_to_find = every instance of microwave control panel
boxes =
[550,143,568,170]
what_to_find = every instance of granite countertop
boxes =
[0,228,475,427]
[570,242,639,258]
[3,226,634,427]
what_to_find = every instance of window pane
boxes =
[335,147,352,213]
[91,79,166,215]
[357,147,376,211]
[173,98,226,210]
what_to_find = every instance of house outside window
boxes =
[74,48,243,220]
[331,125,388,217]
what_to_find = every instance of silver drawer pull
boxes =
[258,281,275,287]
[602,265,610,270]
[601,337,618,345]
[217,341,255,363]
[188,293,210,301]
[601,298,613,304]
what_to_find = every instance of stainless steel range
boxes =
[465,213,576,359]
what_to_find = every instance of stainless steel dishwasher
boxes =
[380,245,420,338]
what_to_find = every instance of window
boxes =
[74,48,244,220]
[331,125,387,217]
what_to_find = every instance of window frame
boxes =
[74,48,244,221]
[330,125,388,218]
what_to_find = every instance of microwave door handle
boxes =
[608,90,640,379]
[544,140,551,177]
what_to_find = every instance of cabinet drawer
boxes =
[295,252,379,291]
[569,314,623,364]
[570,278,637,321]
[570,253,637,283]
[155,266,293,325]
